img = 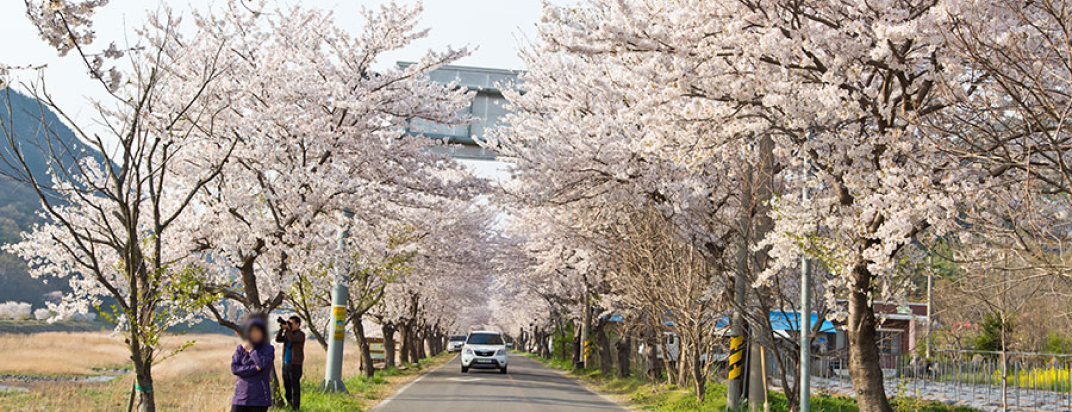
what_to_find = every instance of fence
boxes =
[807,349,1072,411]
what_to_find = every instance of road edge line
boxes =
[369,354,458,411]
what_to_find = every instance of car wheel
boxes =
[461,366,469,373]
[499,366,507,374]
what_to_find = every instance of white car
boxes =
[460,331,508,374]
[447,335,466,353]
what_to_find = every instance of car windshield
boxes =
[466,333,503,345]
[449,335,466,342]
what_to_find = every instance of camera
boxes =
[277,316,288,326]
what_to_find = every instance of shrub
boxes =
[1044,332,1072,354]
[69,312,97,322]
[0,301,32,320]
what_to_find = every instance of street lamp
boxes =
[799,162,815,412]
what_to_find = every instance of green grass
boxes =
[272,380,365,412]
[268,352,451,412]
[520,352,982,412]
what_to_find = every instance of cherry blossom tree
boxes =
[480,0,756,400]
[373,199,502,362]
[592,203,729,398]
[486,1,984,410]
[923,0,1072,296]
[2,3,235,411]
[165,2,482,335]
[343,222,418,378]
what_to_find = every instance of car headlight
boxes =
[496,349,506,356]
[464,348,473,355]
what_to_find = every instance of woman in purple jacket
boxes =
[231,318,275,412]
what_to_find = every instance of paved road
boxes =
[372,354,629,412]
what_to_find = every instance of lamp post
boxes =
[323,210,352,393]
[799,242,812,412]
[799,165,814,412]
[926,253,933,360]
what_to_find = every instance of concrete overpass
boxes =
[400,62,521,161]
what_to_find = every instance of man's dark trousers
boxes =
[282,363,302,410]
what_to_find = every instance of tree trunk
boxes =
[677,343,688,388]
[410,325,423,361]
[383,323,397,369]
[399,325,412,364]
[646,333,662,381]
[556,318,566,359]
[691,344,707,402]
[572,325,582,367]
[127,313,156,412]
[132,358,155,412]
[595,323,613,375]
[539,329,551,358]
[616,335,631,378]
[352,316,375,378]
[847,266,894,412]
[421,326,432,358]
[307,319,328,351]
[666,357,678,385]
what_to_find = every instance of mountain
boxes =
[0,89,234,334]
[0,88,100,307]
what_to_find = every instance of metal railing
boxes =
[807,349,1072,411]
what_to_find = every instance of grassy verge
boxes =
[270,352,453,412]
[519,352,981,412]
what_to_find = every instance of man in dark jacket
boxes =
[276,315,306,410]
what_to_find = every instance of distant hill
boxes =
[0,89,236,335]
[0,88,100,308]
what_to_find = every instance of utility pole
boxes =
[799,182,812,412]
[747,133,776,412]
[581,289,590,369]
[323,210,352,393]
[926,253,934,360]
[748,341,766,412]
[727,160,753,410]
[727,289,747,409]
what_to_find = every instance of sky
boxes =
[0,0,552,180]
[0,0,550,132]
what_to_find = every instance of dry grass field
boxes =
[0,332,132,376]
[0,331,438,412]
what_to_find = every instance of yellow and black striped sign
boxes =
[727,336,745,380]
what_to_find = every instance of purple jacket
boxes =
[231,322,275,406]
